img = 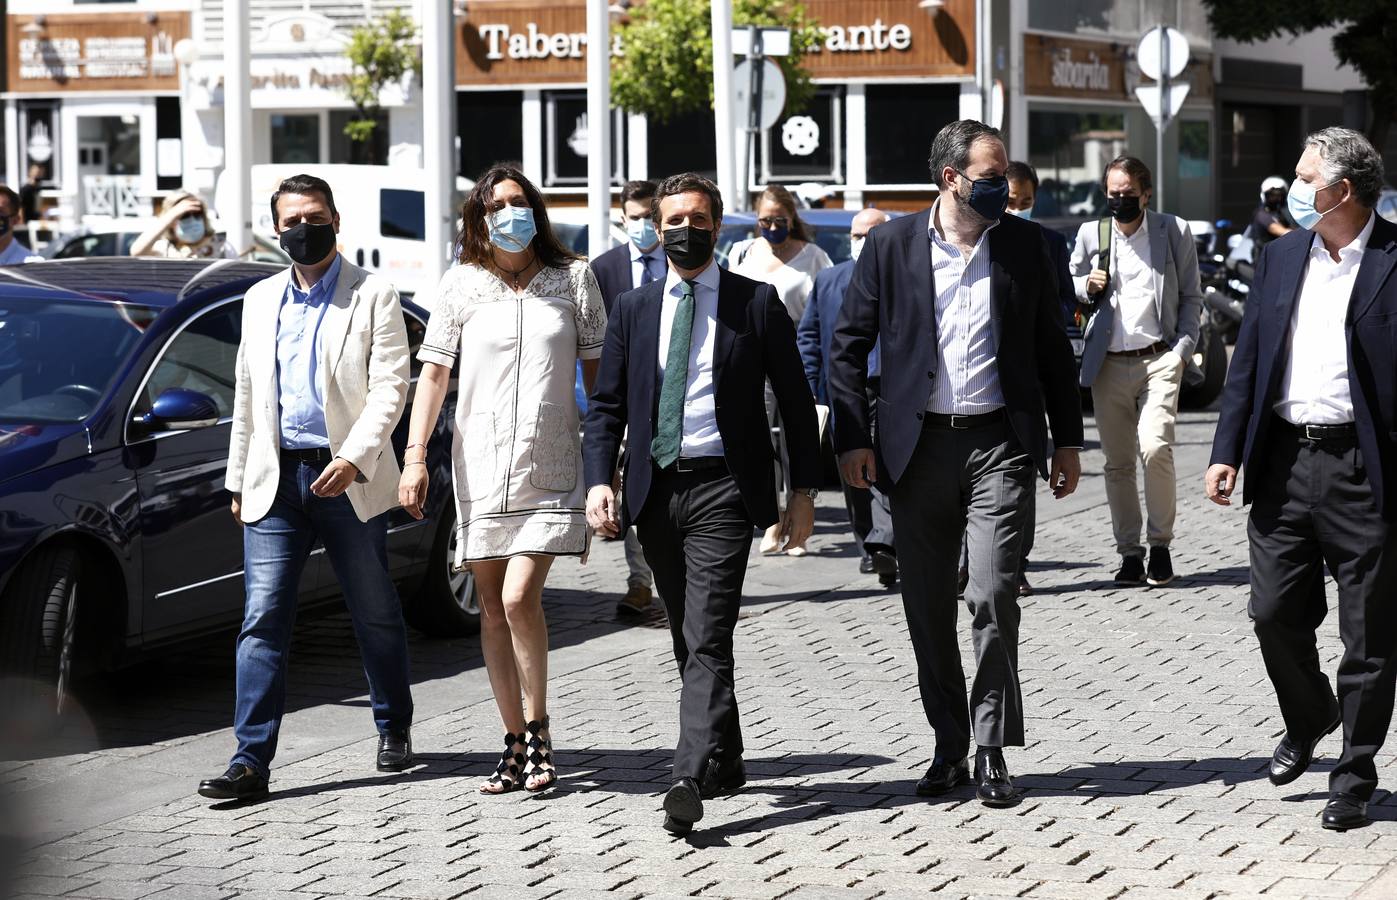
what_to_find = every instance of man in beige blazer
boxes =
[198,174,414,802]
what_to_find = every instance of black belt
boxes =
[1276,418,1356,445]
[922,408,1005,430]
[664,456,726,473]
[1107,340,1169,358]
[281,446,334,464]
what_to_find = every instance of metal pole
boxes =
[1156,26,1168,213]
[585,0,611,258]
[743,26,763,208]
[223,0,252,253]
[710,0,739,215]
[423,0,455,286]
[978,0,992,122]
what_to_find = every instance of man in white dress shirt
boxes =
[0,188,40,266]
[1070,156,1202,588]
[1207,127,1397,831]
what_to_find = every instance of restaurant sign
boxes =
[8,12,192,93]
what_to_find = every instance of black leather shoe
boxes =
[663,777,704,831]
[870,550,898,588]
[1146,547,1175,586]
[1114,554,1146,586]
[1018,574,1033,597]
[1321,793,1369,831]
[662,814,693,836]
[198,764,269,802]
[915,756,969,796]
[974,747,1017,808]
[859,555,876,575]
[377,729,413,772]
[699,756,746,799]
[1269,708,1341,786]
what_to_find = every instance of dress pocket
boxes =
[462,412,496,502]
[529,401,578,493]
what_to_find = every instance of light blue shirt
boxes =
[276,255,341,449]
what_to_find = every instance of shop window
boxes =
[758,87,843,183]
[648,109,718,181]
[381,188,425,241]
[1176,119,1212,222]
[864,84,959,186]
[19,101,59,188]
[1027,110,1127,218]
[330,110,389,165]
[544,91,624,187]
[459,91,523,180]
[271,114,321,165]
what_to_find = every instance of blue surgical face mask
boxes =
[626,216,658,250]
[1287,177,1344,230]
[956,171,1010,222]
[1007,206,1033,220]
[175,215,207,244]
[761,224,790,245]
[487,205,536,252]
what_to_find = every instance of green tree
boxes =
[1201,0,1397,148]
[611,0,823,124]
[343,10,422,164]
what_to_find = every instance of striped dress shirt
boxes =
[926,201,1004,415]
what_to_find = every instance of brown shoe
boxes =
[617,583,653,616]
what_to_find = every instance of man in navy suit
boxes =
[589,179,665,617]
[797,207,897,585]
[583,172,820,836]
[829,120,1083,808]
[1207,127,1397,832]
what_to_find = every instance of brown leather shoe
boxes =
[617,583,653,616]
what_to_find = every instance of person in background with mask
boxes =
[0,187,41,265]
[131,191,237,259]
[1070,156,1202,589]
[797,207,897,586]
[589,179,662,617]
[201,174,415,803]
[583,172,820,835]
[1207,127,1397,832]
[399,164,605,796]
[730,184,833,557]
[1248,176,1296,257]
[830,121,1082,809]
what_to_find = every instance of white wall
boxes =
[1214,28,1365,94]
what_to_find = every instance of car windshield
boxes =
[0,298,157,423]
[716,222,855,267]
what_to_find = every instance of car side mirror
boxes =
[138,388,221,431]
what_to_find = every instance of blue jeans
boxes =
[231,457,414,776]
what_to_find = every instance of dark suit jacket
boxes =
[828,208,1084,485]
[1210,214,1397,519]
[1042,227,1077,321]
[797,260,877,405]
[583,265,821,530]
[589,244,634,315]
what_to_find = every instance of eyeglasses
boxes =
[757,216,790,228]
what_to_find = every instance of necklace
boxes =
[496,252,536,290]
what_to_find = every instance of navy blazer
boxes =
[589,243,634,315]
[1210,214,1397,519]
[582,265,821,530]
[797,260,877,405]
[828,208,1084,485]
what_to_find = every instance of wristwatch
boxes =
[794,487,819,501]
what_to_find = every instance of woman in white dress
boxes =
[398,165,606,794]
[729,185,832,556]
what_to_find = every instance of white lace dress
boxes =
[417,258,606,565]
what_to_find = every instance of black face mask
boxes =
[279,222,338,266]
[662,225,714,271]
[1107,195,1143,223]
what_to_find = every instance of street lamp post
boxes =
[586,0,611,259]
[423,0,455,287]
[711,0,739,213]
[223,2,252,254]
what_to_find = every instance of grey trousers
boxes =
[887,418,1035,758]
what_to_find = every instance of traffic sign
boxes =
[1136,26,1189,81]
[733,58,786,131]
[1133,83,1191,129]
[732,27,790,57]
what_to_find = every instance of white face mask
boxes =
[850,236,865,262]
[1007,206,1033,219]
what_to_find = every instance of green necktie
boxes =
[651,280,696,469]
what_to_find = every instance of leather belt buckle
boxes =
[1304,425,1324,442]
[949,415,971,430]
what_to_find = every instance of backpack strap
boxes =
[1097,216,1113,280]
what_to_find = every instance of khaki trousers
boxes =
[1091,350,1184,558]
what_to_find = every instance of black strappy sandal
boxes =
[523,717,557,793]
[480,732,526,795]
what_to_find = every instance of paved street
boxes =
[4,408,1397,900]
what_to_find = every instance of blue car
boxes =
[716,208,903,268]
[0,258,475,715]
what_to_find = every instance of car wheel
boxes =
[1182,326,1228,410]
[0,545,81,718]
[403,511,481,638]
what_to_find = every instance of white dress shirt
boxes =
[1274,212,1375,425]
[630,241,666,290]
[926,199,1004,415]
[1107,216,1164,352]
[657,259,724,457]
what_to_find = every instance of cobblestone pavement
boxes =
[4,409,1397,900]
